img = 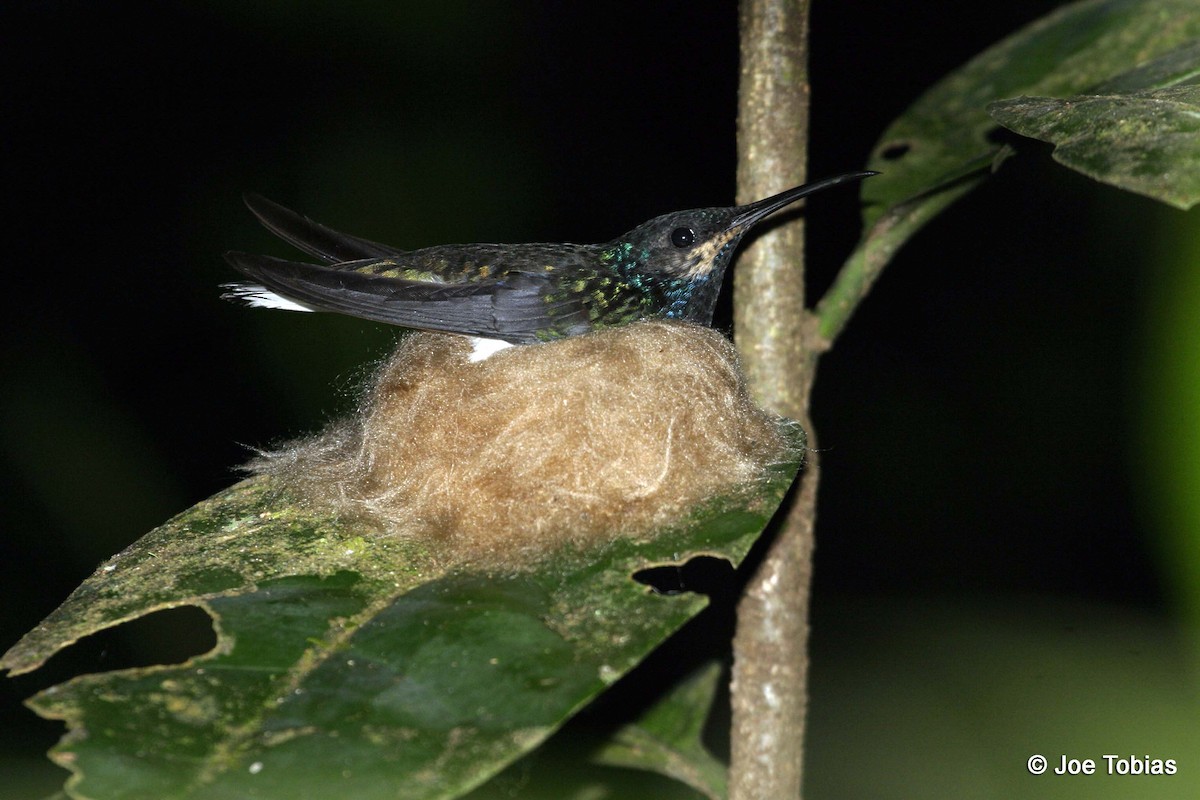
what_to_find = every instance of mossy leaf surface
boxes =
[989,42,1200,209]
[1,434,799,800]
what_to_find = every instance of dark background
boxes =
[3,2,1197,797]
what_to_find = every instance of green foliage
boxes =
[990,42,1200,209]
[593,661,728,800]
[1,447,798,799]
[819,0,1200,341]
[864,0,1200,215]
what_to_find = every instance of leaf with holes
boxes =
[816,0,1200,342]
[1,424,799,800]
[861,0,1200,227]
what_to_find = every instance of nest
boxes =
[249,320,798,568]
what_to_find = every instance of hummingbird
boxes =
[223,171,874,358]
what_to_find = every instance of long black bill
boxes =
[729,170,877,230]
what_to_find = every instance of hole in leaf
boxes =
[631,555,735,596]
[879,140,911,160]
[34,605,217,683]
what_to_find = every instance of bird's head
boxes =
[603,171,874,324]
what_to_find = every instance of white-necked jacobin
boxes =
[223,172,874,350]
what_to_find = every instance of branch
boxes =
[733,0,815,415]
[730,0,816,798]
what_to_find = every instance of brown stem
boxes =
[729,434,819,800]
[733,0,814,412]
[729,0,816,798]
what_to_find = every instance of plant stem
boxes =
[730,0,816,798]
[815,167,988,342]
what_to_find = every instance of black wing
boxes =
[243,194,405,263]
[223,252,593,344]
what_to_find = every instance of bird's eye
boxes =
[670,227,695,248]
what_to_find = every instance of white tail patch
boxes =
[223,285,514,361]
[468,337,515,362]
[221,284,316,313]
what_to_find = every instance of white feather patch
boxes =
[468,337,515,362]
[221,284,316,313]
[224,284,515,361]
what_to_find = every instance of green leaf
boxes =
[592,661,728,800]
[1,436,798,800]
[989,43,1200,209]
[819,0,1200,342]
[863,0,1200,217]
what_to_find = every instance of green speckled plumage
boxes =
[224,172,873,344]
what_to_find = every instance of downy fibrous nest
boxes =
[249,320,800,569]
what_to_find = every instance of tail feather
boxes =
[221,283,316,312]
